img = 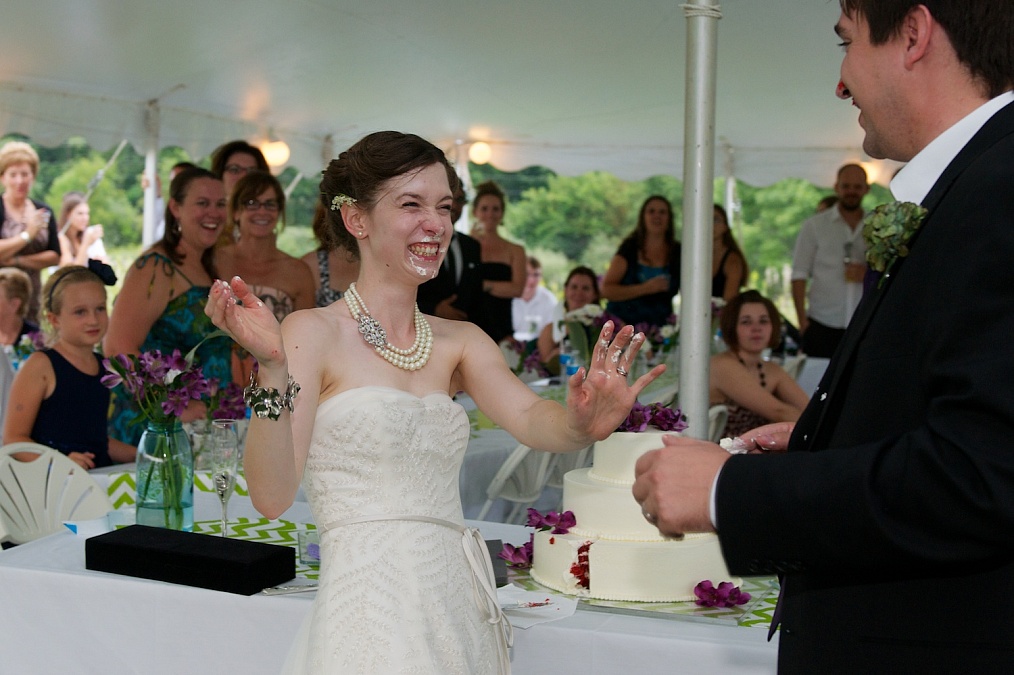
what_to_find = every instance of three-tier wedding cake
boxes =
[530,431,738,602]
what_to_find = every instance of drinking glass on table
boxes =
[210,419,240,537]
[559,346,579,377]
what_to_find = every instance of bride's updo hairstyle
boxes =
[320,131,460,256]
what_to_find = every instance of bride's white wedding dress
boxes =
[282,386,511,674]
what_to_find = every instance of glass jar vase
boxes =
[135,420,194,531]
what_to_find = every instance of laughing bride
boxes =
[206,130,662,674]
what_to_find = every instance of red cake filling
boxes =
[569,541,592,589]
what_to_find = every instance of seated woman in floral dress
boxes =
[709,290,809,438]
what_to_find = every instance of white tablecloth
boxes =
[0,504,777,674]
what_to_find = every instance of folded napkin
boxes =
[64,509,135,537]
[497,583,577,629]
[63,517,111,538]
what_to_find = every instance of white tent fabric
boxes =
[0,0,901,187]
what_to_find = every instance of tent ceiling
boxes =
[0,0,900,187]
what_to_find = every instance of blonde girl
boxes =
[3,263,134,468]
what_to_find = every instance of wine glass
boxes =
[210,419,240,537]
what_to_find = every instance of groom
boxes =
[633,1,1014,672]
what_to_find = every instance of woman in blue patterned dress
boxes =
[104,167,233,445]
[601,195,681,328]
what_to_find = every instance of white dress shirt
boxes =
[791,207,866,328]
[512,286,558,342]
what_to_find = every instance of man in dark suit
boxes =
[417,182,483,321]
[633,2,1014,672]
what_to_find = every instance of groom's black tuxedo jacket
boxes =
[716,100,1014,673]
[417,232,482,320]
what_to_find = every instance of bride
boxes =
[206,131,661,674]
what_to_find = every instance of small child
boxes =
[3,263,134,468]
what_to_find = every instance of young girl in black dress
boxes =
[3,263,134,468]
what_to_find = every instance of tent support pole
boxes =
[679,1,722,439]
[142,101,160,248]
[284,172,303,199]
[454,140,474,233]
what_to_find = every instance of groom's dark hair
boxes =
[839,0,1014,98]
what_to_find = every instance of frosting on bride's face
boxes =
[366,163,453,281]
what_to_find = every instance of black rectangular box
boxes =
[85,525,295,595]
[484,538,508,587]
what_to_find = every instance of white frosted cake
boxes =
[531,430,738,602]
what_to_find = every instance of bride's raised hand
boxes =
[566,321,665,440]
[205,277,286,368]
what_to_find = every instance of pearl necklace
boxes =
[344,282,433,371]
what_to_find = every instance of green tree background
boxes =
[4,134,892,324]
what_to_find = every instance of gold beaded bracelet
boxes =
[244,371,300,421]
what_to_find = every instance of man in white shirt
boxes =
[634,1,1014,671]
[511,257,558,342]
[790,164,869,357]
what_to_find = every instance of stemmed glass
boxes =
[210,419,240,537]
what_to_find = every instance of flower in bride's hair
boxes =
[330,194,357,211]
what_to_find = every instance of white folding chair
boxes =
[0,442,113,545]
[475,444,556,524]
[546,446,592,491]
[708,404,729,443]
[639,381,679,407]
[782,355,807,381]
[0,347,15,432]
